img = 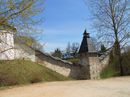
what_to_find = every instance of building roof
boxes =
[79,30,97,54]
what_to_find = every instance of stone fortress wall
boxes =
[36,50,82,79]
[36,50,109,80]
[88,53,109,79]
[14,44,36,62]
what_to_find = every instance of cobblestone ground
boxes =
[0,77,130,97]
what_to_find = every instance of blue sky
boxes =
[39,0,93,53]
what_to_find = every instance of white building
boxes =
[0,29,35,61]
[0,30,15,60]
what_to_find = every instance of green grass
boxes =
[65,58,80,63]
[0,60,71,87]
[100,64,120,79]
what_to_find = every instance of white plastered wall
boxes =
[0,30,15,60]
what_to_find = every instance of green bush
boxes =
[0,60,71,87]
[122,51,130,75]
[100,64,120,78]
[101,49,130,78]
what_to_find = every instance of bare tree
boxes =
[71,42,79,58]
[15,35,44,51]
[87,0,130,75]
[52,48,62,58]
[66,42,71,54]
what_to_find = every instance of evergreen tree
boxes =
[52,48,62,58]
[100,44,106,53]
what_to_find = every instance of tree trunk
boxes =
[113,40,123,76]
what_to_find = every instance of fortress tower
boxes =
[78,30,100,79]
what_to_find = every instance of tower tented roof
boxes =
[79,30,97,54]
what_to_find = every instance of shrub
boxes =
[101,48,130,78]
[122,50,130,75]
[100,64,120,78]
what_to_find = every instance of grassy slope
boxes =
[0,60,71,87]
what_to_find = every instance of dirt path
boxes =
[0,77,130,97]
